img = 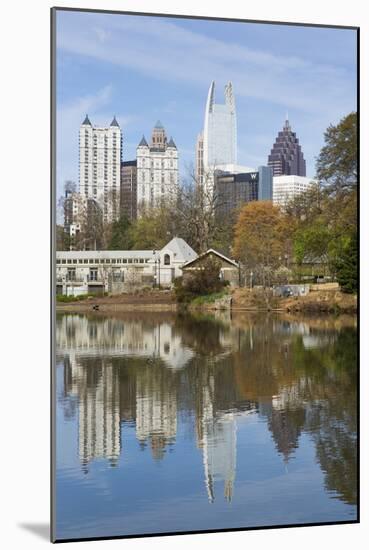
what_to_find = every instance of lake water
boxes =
[55,311,357,540]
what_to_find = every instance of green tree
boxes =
[294,222,331,265]
[286,112,357,290]
[108,216,133,250]
[129,206,174,249]
[316,112,357,194]
[329,232,357,293]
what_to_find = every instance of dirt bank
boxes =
[56,287,357,315]
[231,288,357,314]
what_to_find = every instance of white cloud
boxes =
[57,12,355,118]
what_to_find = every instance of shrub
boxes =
[184,257,226,296]
[173,277,194,304]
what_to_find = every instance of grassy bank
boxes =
[56,290,177,312]
[190,290,229,306]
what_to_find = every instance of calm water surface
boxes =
[55,311,357,540]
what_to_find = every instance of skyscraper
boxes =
[63,189,87,248]
[79,115,122,224]
[214,165,273,220]
[120,160,137,221]
[268,118,306,177]
[136,121,178,215]
[195,131,204,186]
[199,81,237,197]
[203,81,237,168]
[273,175,316,207]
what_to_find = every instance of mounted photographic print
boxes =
[51,7,359,543]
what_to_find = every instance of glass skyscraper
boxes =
[203,81,237,170]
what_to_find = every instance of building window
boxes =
[89,268,98,281]
[112,270,123,282]
[164,254,170,265]
[67,268,76,281]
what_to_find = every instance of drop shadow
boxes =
[18,523,50,541]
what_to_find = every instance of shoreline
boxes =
[56,298,357,315]
[56,287,357,315]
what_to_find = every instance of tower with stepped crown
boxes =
[268,117,306,177]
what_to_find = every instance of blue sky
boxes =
[56,10,357,205]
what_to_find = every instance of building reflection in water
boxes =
[57,312,357,505]
[135,365,177,460]
[195,374,237,502]
[63,355,121,473]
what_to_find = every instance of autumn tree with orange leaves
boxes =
[233,201,291,287]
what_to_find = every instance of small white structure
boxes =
[273,175,316,207]
[182,248,240,288]
[56,237,197,296]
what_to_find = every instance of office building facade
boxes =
[273,175,316,207]
[195,131,204,186]
[120,160,137,221]
[214,166,273,218]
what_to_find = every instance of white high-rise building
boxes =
[136,121,178,215]
[199,81,237,197]
[273,175,316,207]
[195,131,204,186]
[79,115,122,223]
[63,190,87,246]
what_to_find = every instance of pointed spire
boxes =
[167,136,177,149]
[284,113,291,131]
[110,115,119,127]
[206,81,215,114]
[138,135,148,147]
[154,120,164,129]
[82,114,92,126]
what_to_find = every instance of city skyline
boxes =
[56,10,357,213]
